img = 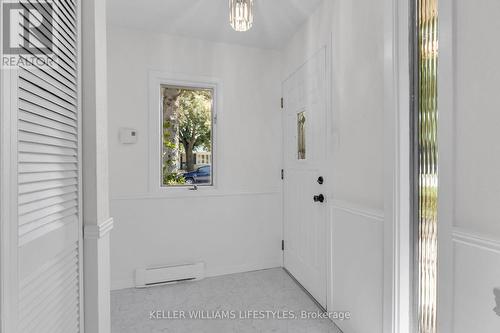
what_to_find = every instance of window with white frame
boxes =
[161,85,214,187]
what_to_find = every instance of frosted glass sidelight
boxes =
[417,0,439,332]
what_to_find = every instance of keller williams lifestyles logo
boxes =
[1,0,55,68]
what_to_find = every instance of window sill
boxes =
[110,189,281,201]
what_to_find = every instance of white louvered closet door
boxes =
[14,1,82,332]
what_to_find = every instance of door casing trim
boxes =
[383,0,412,332]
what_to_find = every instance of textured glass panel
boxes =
[297,111,306,160]
[418,0,439,332]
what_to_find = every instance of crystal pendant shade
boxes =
[229,0,254,32]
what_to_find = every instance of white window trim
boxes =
[148,71,221,195]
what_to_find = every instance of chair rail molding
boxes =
[84,218,115,240]
[452,228,500,254]
[331,200,384,222]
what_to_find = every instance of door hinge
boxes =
[282,240,284,251]
[281,169,284,180]
[281,97,284,109]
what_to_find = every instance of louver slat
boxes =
[19,185,78,205]
[17,9,77,68]
[19,199,77,226]
[19,215,78,246]
[19,153,77,164]
[19,192,78,215]
[19,253,77,308]
[18,162,77,173]
[19,244,79,332]
[60,0,77,20]
[21,0,77,43]
[19,93,76,121]
[20,68,75,104]
[20,101,77,126]
[19,171,78,184]
[19,132,77,150]
[20,68,76,102]
[19,121,77,142]
[19,78,76,110]
[18,26,77,76]
[53,1,77,30]
[19,178,78,195]
[19,112,77,135]
[21,65,76,97]
[19,53,77,91]
[19,245,76,289]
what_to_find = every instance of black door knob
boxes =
[313,194,325,203]
[317,176,324,185]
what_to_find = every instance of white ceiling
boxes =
[106,0,324,50]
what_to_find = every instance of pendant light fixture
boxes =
[229,0,254,32]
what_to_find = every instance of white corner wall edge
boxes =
[82,0,112,331]
[84,218,115,240]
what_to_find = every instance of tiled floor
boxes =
[111,268,343,333]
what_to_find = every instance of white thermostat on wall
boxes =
[119,128,138,144]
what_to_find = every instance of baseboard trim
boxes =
[452,228,500,254]
[111,279,135,291]
[111,191,281,201]
[111,262,281,291]
[206,262,281,279]
[283,267,326,312]
[331,200,384,222]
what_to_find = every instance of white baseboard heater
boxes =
[135,262,205,288]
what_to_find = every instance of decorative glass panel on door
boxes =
[297,111,306,160]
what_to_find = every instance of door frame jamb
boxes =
[383,0,412,332]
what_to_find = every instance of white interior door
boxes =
[282,48,328,307]
[1,1,83,332]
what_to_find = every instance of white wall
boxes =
[107,27,283,289]
[448,0,500,331]
[454,0,500,239]
[281,0,385,332]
